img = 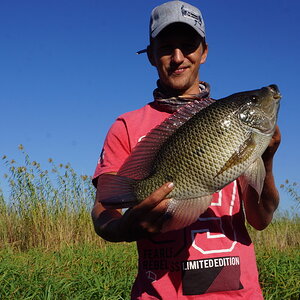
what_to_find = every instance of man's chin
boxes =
[160,81,190,96]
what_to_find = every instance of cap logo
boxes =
[181,5,202,27]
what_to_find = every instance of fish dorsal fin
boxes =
[118,98,216,179]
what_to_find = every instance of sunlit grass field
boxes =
[0,147,299,299]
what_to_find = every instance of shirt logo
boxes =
[146,270,157,282]
[182,256,243,295]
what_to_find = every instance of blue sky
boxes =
[1,0,299,210]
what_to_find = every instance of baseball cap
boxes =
[137,0,205,54]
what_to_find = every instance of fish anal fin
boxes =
[162,195,213,232]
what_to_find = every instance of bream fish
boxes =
[99,85,281,232]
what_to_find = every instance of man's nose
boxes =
[171,48,184,64]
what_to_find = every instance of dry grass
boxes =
[247,213,300,251]
[0,145,101,251]
[1,146,299,252]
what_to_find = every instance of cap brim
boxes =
[152,20,204,39]
[136,48,147,55]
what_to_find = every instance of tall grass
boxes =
[0,145,99,251]
[247,213,300,251]
[1,146,299,252]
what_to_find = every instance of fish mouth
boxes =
[267,84,281,101]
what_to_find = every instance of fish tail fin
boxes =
[98,174,138,208]
[162,195,212,232]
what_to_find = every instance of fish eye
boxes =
[251,95,258,102]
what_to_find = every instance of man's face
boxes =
[149,23,208,96]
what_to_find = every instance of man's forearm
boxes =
[91,205,149,242]
[92,179,175,242]
[91,205,125,242]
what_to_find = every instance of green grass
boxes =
[256,248,300,300]
[0,243,137,300]
[0,243,299,299]
[0,147,299,299]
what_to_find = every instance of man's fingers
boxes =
[135,182,174,213]
[120,183,174,238]
[272,125,281,147]
[139,198,172,233]
[263,125,281,161]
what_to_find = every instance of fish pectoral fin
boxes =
[240,156,266,197]
[216,134,255,177]
[161,195,213,233]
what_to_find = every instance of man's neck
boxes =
[157,81,201,97]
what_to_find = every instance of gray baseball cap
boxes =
[137,0,205,54]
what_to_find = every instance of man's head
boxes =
[145,1,208,96]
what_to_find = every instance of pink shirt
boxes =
[94,102,263,299]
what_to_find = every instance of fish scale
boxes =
[100,85,281,232]
[137,99,249,200]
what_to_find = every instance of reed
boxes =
[247,212,300,251]
[0,145,100,251]
[1,146,299,252]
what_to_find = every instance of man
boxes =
[92,1,281,299]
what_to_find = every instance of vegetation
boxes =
[0,145,97,251]
[0,146,299,299]
[280,180,300,209]
[0,243,137,300]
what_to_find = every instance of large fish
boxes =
[99,85,281,232]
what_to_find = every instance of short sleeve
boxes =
[92,117,130,187]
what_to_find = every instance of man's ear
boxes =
[147,45,156,66]
[200,43,208,64]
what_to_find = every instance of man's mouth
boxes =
[170,66,188,75]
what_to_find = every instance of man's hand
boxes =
[92,180,174,242]
[262,125,281,170]
[118,182,174,241]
